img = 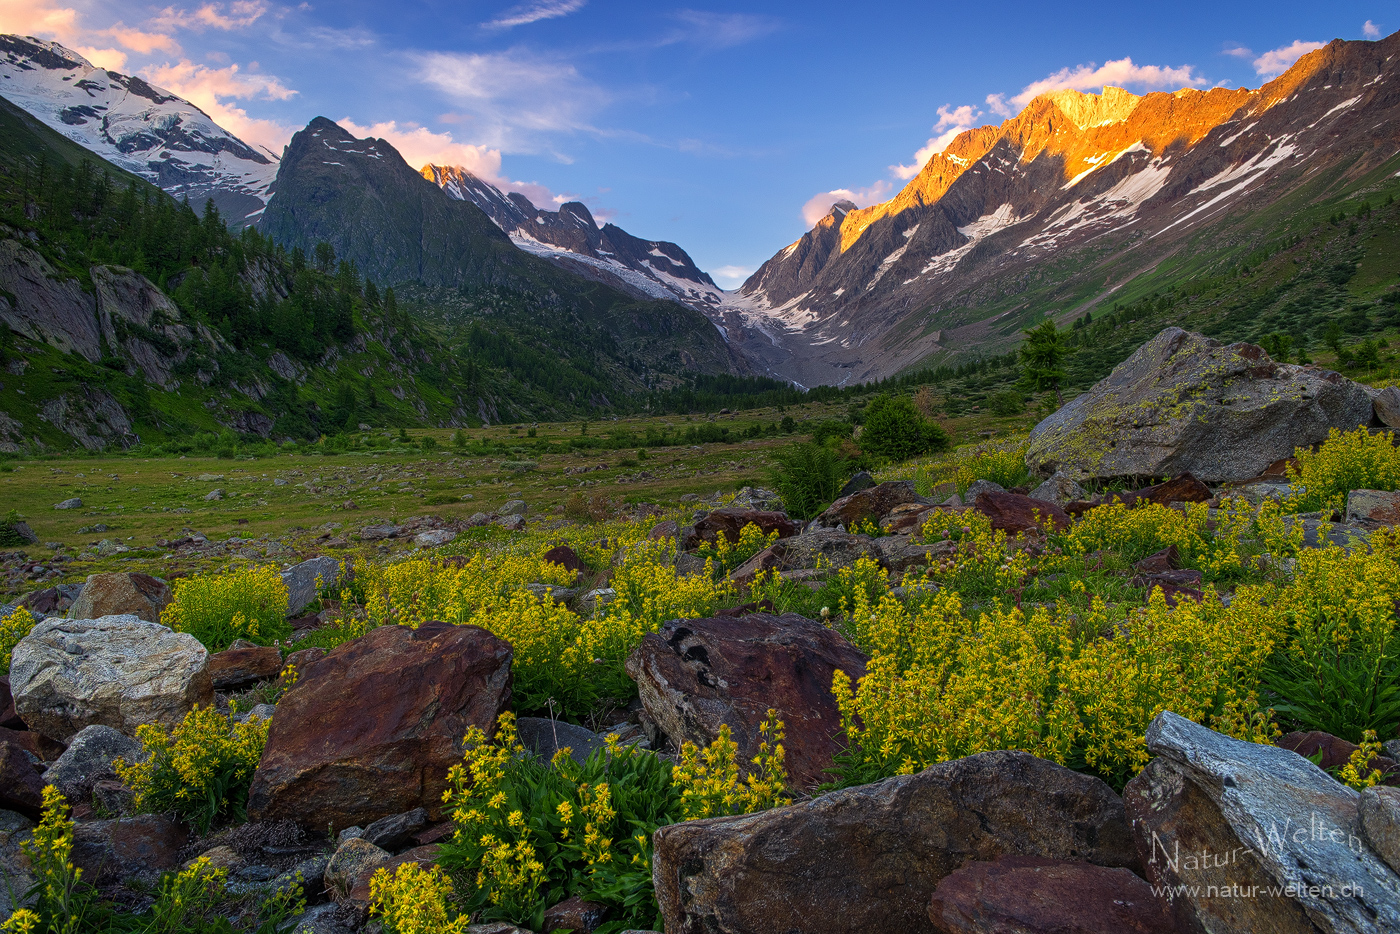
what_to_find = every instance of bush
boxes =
[115,704,270,833]
[768,443,850,520]
[1287,426,1400,513]
[161,565,292,651]
[988,389,1025,417]
[809,420,853,446]
[860,394,949,463]
[1,605,36,672]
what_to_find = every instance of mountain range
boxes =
[2,29,1400,450]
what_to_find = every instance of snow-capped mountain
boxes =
[423,164,726,312]
[0,35,277,225]
[734,31,1400,387]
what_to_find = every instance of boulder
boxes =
[208,645,284,691]
[344,843,439,913]
[1374,385,1400,428]
[1124,711,1400,934]
[10,615,212,742]
[875,535,951,573]
[1361,786,1400,875]
[247,622,512,830]
[780,529,878,572]
[542,545,584,574]
[66,572,171,623]
[0,741,44,820]
[515,717,607,767]
[42,725,144,804]
[649,520,680,541]
[626,613,868,789]
[282,557,342,616]
[1026,328,1375,483]
[0,676,19,729]
[815,481,927,530]
[1029,472,1088,507]
[927,854,1178,934]
[53,498,83,510]
[0,809,36,920]
[653,750,1138,934]
[973,491,1069,533]
[681,508,801,552]
[0,726,63,763]
[543,896,608,933]
[498,500,528,516]
[70,814,188,884]
[1345,489,1400,528]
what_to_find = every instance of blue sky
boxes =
[2,1,1391,286]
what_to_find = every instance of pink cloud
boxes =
[142,60,297,152]
[801,182,891,226]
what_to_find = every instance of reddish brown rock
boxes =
[0,740,44,820]
[207,645,284,690]
[653,750,1138,934]
[0,726,64,763]
[973,491,1070,533]
[1346,489,1400,527]
[247,622,513,829]
[283,646,327,673]
[0,676,21,729]
[927,854,1179,934]
[542,545,584,574]
[66,572,171,623]
[70,815,188,883]
[817,480,929,530]
[625,613,867,790]
[881,501,938,534]
[1277,730,1400,784]
[544,895,608,933]
[728,543,786,588]
[1109,473,1213,509]
[681,508,801,551]
[1133,546,1180,575]
[649,519,680,541]
[1131,568,1206,607]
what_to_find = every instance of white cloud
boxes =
[151,2,269,33]
[668,10,782,49]
[483,0,586,31]
[1364,20,1383,39]
[142,60,297,152]
[1012,56,1207,107]
[801,182,891,226]
[106,23,180,54]
[415,49,609,150]
[892,103,982,180]
[710,264,753,288]
[1250,40,1326,77]
[985,93,1014,118]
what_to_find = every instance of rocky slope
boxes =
[424,165,725,311]
[736,31,1400,387]
[0,35,277,226]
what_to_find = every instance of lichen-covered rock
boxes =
[1346,489,1400,528]
[653,750,1137,934]
[10,615,212,742]
[780,529,878,572]
[42,725,144,804]
[627,613,868,790]
[66,572,171,623]
[1125,711,1400,934]
[1027,328,1374,483]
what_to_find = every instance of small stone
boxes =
[282,557,342,616]
[209,645,284,690]
[543,895,608,933]
[515,718,606,766]
[53,498,82,510]
[414,530,457,547]
[71,814,188,884]
[204,489,225,502]
[1346,489,1400,527]
[187,844,243,872]
[542,545,584,573]
[1028,472,1087,507]
[577,588,615,615]
[498,500,528,516]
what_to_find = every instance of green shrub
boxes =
[809,420,853,446]
[988,390,1025,417]
[769,443,850,520]
[161,566,292,651]
[860,394,949,463]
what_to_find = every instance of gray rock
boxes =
[1125,710,1400,934]
[523,583,576,604]
[1361,785,1400,876]
[1345,489,1400,527]
[494,514,526,532]
[1374,385,1400,428]
[281,557,342,616]
[10,615,213,742]
[413,530,456,547]
[323,837,389,901]
[873,534,951,572]
[838,471,876,497]
[515,717,607,766]
[290,903,353,934]
[1228,477,1296,506]
[964,479,1006,501]
[336,827,364,845]
[0,239,101,362]
[203,489,225,502]
[232,703,276,724]
[0,809,36,920]
[1284,516,1372,551]
[781,529,878,572]
[362,808,428,852]
[42,725,144,803]
[498,500,527,516]
[1384,738,1400,761]
[274,853,331,902]
[53,498,83,510]
[1027,328,1376,483]
[577,588,616,615]
[653,749,1138,934]
[1028,472,1086,507]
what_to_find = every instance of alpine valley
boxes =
[3,29,1400,449]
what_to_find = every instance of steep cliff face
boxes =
[735,32,1400,386]
[423,164,724,311]
[0,35,278,225]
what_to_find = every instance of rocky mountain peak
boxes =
[1042,86,1141,129]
